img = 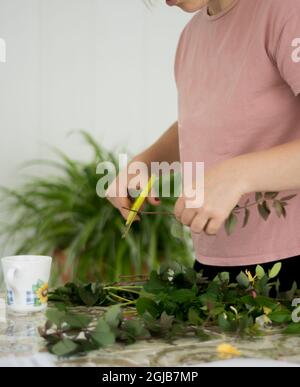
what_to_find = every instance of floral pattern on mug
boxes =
[32,280,48,306]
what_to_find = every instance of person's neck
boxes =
[208,0,235,15]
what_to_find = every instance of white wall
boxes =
[0,0,191,189]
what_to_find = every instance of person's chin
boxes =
[171,1,206,13]
[178,4,204,12]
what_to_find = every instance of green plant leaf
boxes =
[258,201,271,221]
[46,309,66,328]
[268,263,282,279]
[91,319,115,347]
[264,192,279,199]
[136,298,160,318]
[188,308,203,325]
[242,208,250,228]
[255,192,263,202]
[280,194,297,202]
[236,272,250,288]
[225,213,238,236]
[269,309,291,324]
[273,200,284,218]
[64,313,92,329]
[78,285,103,307]
[283,323,300,334]
[159,312,174,330]
[144,271,168,293]
[255,265,265,280]
[104,305,122,328]
[213,272,230,283]
[172,289,196,303]
[51,339,78,357]
[218,313,232,331]
[255,296,278,310]
[122,320,150,340]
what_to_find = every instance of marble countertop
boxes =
[1,297,300,367]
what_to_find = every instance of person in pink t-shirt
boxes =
[107,0,300,289]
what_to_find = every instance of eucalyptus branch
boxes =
[41,261,300,358]
[123,190,297,238]
[225,192,297,236]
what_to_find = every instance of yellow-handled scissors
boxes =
[122,175,156,238]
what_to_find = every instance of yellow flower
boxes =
[263,306,272,316]
[36,283,48,304]
[217,343,241,359]
[246,270,257,284]
[256,314,272,328]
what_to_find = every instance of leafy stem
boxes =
[225,192,297,236]
[42,261,300,358]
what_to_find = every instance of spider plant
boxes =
[0,131,192,285]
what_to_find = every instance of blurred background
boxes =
[0,0,192,285]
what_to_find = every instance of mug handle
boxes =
[7,265,20,290]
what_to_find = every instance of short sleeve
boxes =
[275,14,300,96]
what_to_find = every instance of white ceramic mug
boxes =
[1,255,52,313]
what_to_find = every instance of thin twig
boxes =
[122,207,174,217]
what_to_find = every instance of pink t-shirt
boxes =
[175,0,300,266]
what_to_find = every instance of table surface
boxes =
[1,297,300,367]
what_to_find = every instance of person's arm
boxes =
[230,138,300,193]
[175,137,300,235]
[106,121,179,219]
[132,121,180,166]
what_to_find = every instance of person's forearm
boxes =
[132,122,179,166]
[224,139,300,194]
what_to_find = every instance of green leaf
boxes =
[268,262,282,279]
[264,192,279,199]
[236,272,250,288]
[255,296,278,310]
[281,205,287,218]
[283,323,300,334]
[78,284,102,306]
[136,298,160,318]
[269,310,291,324]
[273,200,284,218]
[188,308,203,325]
[225,213,238,236]
[159,312,174,330]
[144,271,168,293]
[91,319,115,347]
[255,265,265,280]
[242,208,250,228]
[214,272,230,283]
[170,221,184,240]
[51,339,78,357]
[104,305,122,328]
[258,201,271,221]
[46,309,66,327]
[64,313,92,329]
[172,289,196,303]
[218,313,232,331]
[280,194,297,202]
[122,320,150,339]
[255,192,263,202]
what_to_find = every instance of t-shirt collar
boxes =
[204,0,240,21]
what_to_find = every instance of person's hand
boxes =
[106,166,160,221]
[174,160,247,235]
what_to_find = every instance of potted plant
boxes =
[0,131,193,285]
